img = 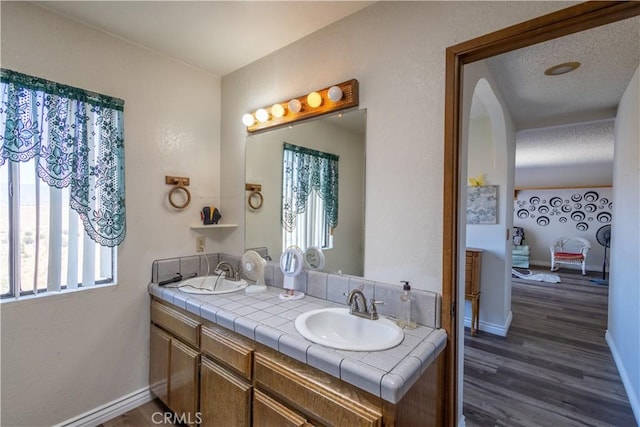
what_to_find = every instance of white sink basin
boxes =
[177,276,248,294]
[295,307,404,351]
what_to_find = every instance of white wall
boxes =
[220,1,570,291]
[609,66,640,424]
[1,3,221,426]
[463,74,516,337]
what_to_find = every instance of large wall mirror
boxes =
[245,109,366,276]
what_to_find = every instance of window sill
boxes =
[0,282,117,305]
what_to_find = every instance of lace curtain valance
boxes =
[0,69,126,247]
[281,142,339,233]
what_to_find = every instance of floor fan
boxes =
[590,224,611,286]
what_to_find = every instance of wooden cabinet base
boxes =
[149,297,445,426]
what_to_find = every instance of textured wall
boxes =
[609,66,640,423]
[1,2,220,425]
[221,1,571,291]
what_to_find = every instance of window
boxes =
[1,69,125,299]
[283,188,333,251]
[281,142,338,252]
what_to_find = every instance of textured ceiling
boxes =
[486,16,639,130]
[35,1,373,77]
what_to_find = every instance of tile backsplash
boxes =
[151,253,441,329]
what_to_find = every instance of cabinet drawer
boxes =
[151,300,200,347]
[254,350,382,427]
[253,389,312,427]
[201,325,254,380]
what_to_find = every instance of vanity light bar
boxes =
[243,79,359,133]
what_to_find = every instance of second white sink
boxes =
[178,276,248,294]
[295,307,404,351]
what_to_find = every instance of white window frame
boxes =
[1,158,116,302]
[283,188,333,252]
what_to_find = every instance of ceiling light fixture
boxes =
[544,61,581,76]
[242,79,359,133]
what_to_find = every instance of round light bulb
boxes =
[255,108,269,123]
[288,99,302,113]
[242,113,255,127]
[307,92,323,108]
[271,103,285,118]
[327,86,343,102]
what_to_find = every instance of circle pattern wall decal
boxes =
[597,212,611,223]
[571,211,585,221]
[537,216,550,226]
[584,191,599,202]
[549,197,563,207]
[513,189,612,231]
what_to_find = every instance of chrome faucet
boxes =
[215,261,239,281]
[346,289,383,320]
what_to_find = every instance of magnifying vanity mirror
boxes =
[245,109,366,276]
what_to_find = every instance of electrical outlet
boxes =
[196,236,205,252]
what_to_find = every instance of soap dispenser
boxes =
[397,281,416,329]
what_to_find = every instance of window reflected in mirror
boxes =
[245,109,365,275]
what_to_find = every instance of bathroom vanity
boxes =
[148,271,446,426]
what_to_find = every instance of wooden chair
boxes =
[550,237,591,275]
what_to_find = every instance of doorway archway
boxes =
[441,3,640,424]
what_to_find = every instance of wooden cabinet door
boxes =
[200,357,252,427]
[169,339,200,419]
[253,389,312,427]
[149,325,171,406]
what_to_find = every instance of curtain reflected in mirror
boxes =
[245,109,365,275]
[282,143,339,252]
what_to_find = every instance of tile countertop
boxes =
[148,283,447,404]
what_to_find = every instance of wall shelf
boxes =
[190,224,238,230]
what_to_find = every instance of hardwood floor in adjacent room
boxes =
[463,267,636,427]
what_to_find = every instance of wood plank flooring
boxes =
[99,399,179,427]
[463,267,636,427]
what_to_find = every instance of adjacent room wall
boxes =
[514,187,613,272]
[608,66,640,424]
[463,73,516,337]
[1,3,221,425]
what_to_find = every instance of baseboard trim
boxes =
[605,330,640,425]
[464,311,512,337]
[55,386,153,427]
